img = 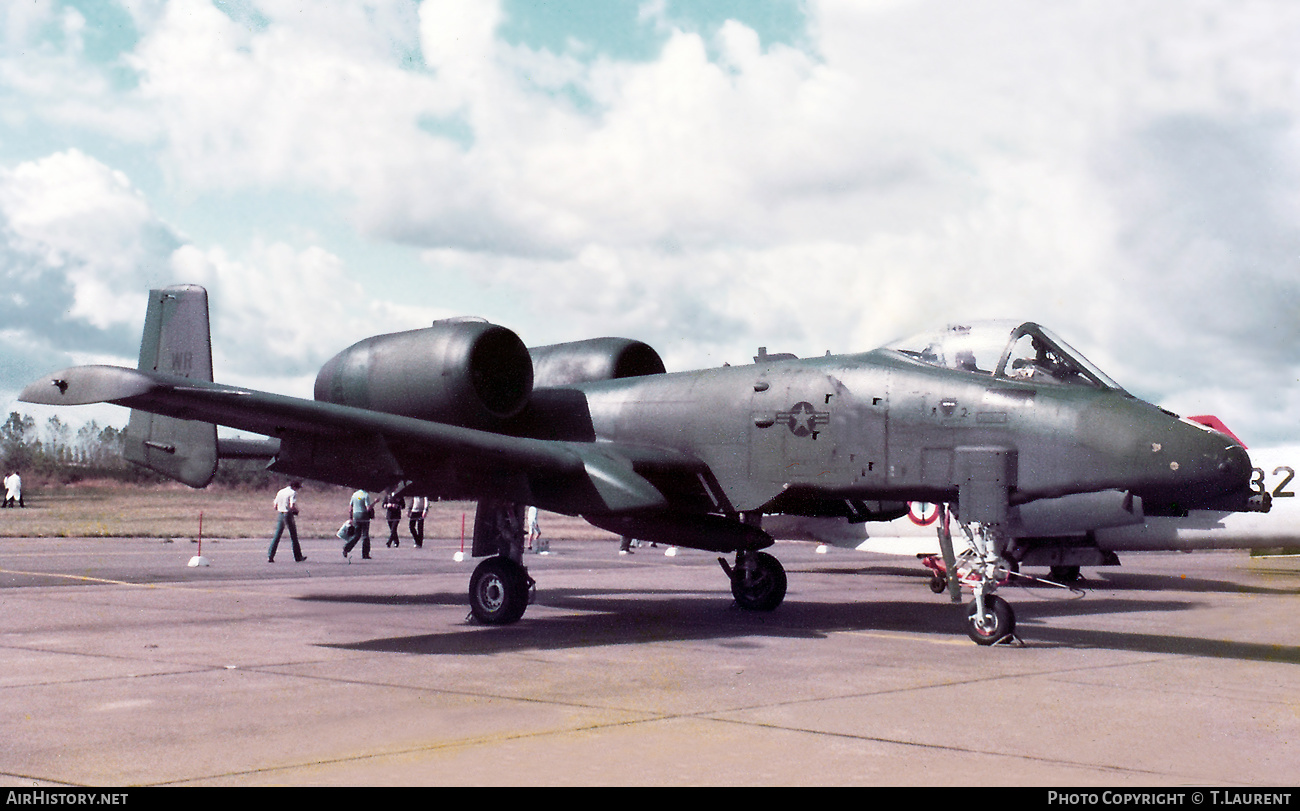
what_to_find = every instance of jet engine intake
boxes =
[314,320,534,427]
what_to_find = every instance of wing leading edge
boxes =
[20,364,682,515]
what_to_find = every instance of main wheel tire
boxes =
[929,574,948,594]
[966,594,1015,645]
[1050,565,1081,584]
[469,557,530,625]
[731,551,787,611]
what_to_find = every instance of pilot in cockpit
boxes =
[954,349,980,373]
[1009,336,1058,380]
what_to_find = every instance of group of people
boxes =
[267,483,557,562]
[338,489,428,560]
[3,470,22,508]
[267,482,432,562]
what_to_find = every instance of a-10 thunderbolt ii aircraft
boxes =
[20,285,1266,644]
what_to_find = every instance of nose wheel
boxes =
[966,593,1015,645]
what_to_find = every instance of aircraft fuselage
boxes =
[576,349,1250,519]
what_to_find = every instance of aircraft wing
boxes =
[20,364,682,514]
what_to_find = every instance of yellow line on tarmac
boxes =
[835,629,973,647]
[0,568,161,588]
[0,549,218,558]
[0,568,262,597]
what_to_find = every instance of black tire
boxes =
[929,574,948,594]
[731,551,787,611]
[469,557,530,625]
[1050,565,1081,584]
[966,594,1015,645]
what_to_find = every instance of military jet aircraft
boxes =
[20,286,1265,644]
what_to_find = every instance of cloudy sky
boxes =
[2,0,1298,447]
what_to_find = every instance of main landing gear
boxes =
[719,550,788,611]
[468,547,788,622]
[467,547,789,624]
[468,556,535,625]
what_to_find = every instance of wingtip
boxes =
[18,366,156,406]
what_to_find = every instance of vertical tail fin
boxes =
[122,285,219,487]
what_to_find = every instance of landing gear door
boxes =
[956,446,1018,524]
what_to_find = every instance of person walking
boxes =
[383,491,405,547]
[526,506,540,552]
[408,495,428,548]
[267,481,306,563]
[343,489,373,560]
[3,470,22,508]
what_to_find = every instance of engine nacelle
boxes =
[314,320,533,427]
[529,337,665,387]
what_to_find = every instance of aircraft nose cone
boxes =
[1211,442,1252,495]
[1147,419,1257,511]
[1176,431,1255,512]
[1219,443,1250,481]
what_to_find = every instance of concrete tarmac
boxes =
[1,534,1298,786]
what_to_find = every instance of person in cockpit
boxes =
[1010,336,1063,381]
[954,350,980,373]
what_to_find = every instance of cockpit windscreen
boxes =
[884,321,1125,391]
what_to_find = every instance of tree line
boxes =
[1,411,276,488]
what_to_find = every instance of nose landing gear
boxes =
[966,593,1015,645]
[937,510,1020,646]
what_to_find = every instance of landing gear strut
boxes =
[468,556,534,625]
[719,550,787,611]
[948,519,1018,646]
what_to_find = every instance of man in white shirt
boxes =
[267,480,306,562]
[526,506,540,551]
[408,495,428,548]
[3,471,22,508]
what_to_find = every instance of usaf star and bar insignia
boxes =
[777,401,831,438]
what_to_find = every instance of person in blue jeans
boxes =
[343,489,373,560]
[267,481,305,563]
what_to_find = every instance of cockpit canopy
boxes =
[884,321,1125,392]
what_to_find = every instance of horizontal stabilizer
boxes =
[217,437,282,459]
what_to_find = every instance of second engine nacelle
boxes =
[314,320,533,428]
[529,337,665,387]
